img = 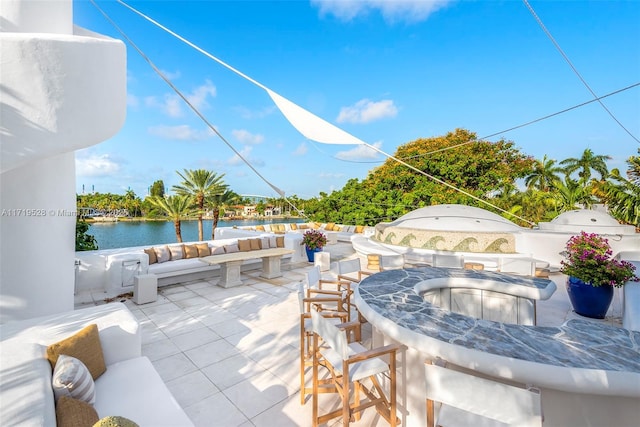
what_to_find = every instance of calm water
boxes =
[87,218,303,249]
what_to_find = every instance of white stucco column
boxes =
[0,0,126,322]
[0,153,77,321]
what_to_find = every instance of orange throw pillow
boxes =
[46,324,106,380]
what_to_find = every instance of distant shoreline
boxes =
[84,215,304,223]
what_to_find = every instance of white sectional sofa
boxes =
[0,303,193,426]
[75,234,305,294]
[227,222,375,243]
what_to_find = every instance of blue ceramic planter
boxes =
[305,246,322,263]
[566,276,614,319]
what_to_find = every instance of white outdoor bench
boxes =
[200,248,294,287]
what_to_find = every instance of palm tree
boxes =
[147,195,193,242]
[552,176,594,212]
[592,150,640,227]
[525,155,563,192]
[172,170,226,241]
[560,149,611,185]
[207,190,240,239]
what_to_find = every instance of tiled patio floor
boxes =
[76,243,625,426]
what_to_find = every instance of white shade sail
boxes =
[266,89,366,146]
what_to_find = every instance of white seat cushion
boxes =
[148,258,210,275]
[94,357,194,426]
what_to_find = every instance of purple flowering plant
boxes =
[560,231,638,287]
[301,229,327,250]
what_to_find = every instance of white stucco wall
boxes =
[0,0,126,322]
[0,30,126,173]
[0,153,76,322]
[0,0,72,33]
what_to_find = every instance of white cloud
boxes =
[293,143,308,156]
[227,146,265,167]
[311,0,452,24]
[232,129,264,145]
[148,125,214,140]
[336,141,383,160]
[337,99,398,124]
[318,172,346,179]
[127,94,139,108]
[76,153,121,177]
[145,95,182,118]
[187,79,216,109]
[145,80,217,118]
[160,69,181,80]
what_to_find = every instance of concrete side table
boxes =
[133,274,157,304]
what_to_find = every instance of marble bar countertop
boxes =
[355,267,640,397]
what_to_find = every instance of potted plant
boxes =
[301,229,327,262]
[560,231,638,319]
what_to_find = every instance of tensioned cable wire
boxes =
[396,82,640,163]
[114,0,535,226]
[523,0,639,144]
[88,0,309,220]
[327,81,640,164]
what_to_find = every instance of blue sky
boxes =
[73,0,640,200]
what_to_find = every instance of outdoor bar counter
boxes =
[355,267,640,427]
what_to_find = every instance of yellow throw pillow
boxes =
[256,225,265,231]
[195,243,210,257]
[290,223,298,230]
[184,244,199,258]
[355,225,364,233]
[143,248,157,265]
[56,396,99,427]
[326,223,335,231]
[46,324,106,380]
[250,238,261,250]
[238,239,251,252]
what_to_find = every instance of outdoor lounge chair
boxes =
[311,309,402,426]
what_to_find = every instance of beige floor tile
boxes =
[201,353,263,390]
[153,352,199,382]
[142,337,182,362]
[170,326,222,352]
[184,392,249,427]
[222,370,290,419]
[166,370,219,408]
[185,337,241,369]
